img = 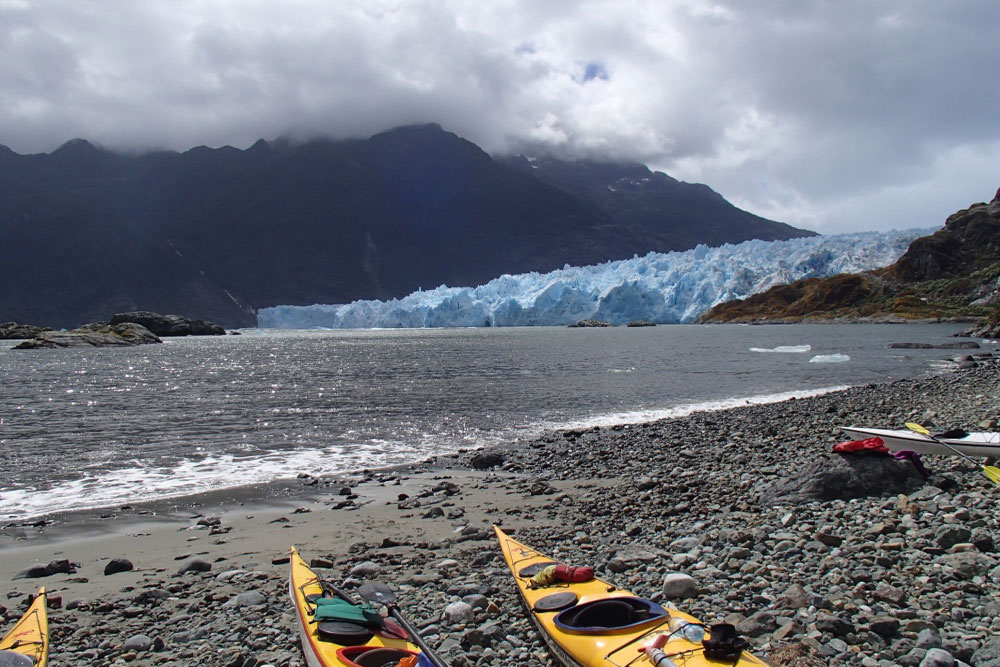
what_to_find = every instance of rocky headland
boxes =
[107,311,227,337]
[2,348,998,666]
[12,321,162,349]
[8,311,227,349]
[0,321,52,339]
[699,187,1000,337]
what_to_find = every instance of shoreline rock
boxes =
[12,322,162,349]
[0,321,53,339]
[108,311,226,337]
[568,319,612,327]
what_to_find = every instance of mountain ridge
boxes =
[0,123,814,328]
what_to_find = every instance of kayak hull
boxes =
[0,587,47,667]
[289,546,420,667]
[842,427,1000,459]
[494,527,767,667]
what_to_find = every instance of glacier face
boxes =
[257,229,929,329]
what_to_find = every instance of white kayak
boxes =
[841,427,1000,459]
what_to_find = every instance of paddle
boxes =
[905,422,1000,485]
[358,581,450,667]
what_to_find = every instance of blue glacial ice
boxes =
[257,229,929,329]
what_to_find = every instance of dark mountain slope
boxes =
[502,156,814,251]
[0,124,812,328]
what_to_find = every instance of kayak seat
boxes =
[336,646,419,667]
[554,597,668,634]
[316,620,373,645]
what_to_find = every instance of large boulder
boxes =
[757,453,926,505]
[109,311,225,336]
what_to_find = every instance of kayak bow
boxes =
[0,587,48,666]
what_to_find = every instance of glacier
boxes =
[257,229,930,329]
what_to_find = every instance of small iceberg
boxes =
[809,353,851,363]
[749,345,812,353]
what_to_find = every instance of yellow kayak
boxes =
[0,587,48,666]
[494,527,769,667]
[288,546,423,667]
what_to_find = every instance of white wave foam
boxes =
[749,345,812,353]
[0,385,848,522]
[0,439,447,522]
[549,385,851,431]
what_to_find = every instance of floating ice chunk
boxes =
[809,353,851,363]
[749,345,812,353]
[257,228,931,329]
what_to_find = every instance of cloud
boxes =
[0,0,998,233]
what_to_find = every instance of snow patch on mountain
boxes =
[258,229,929,329]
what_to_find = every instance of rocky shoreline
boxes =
[2,353,999,666]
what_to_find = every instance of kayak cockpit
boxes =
[553,597,668,633]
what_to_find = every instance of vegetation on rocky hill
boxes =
[698,188,1000,336]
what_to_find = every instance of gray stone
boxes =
[873,583,906,606]
[915,628,942,650]
[919,648,955,667]
[104,558,134,576]
[816,613,855,636]
[443,601,474,625]
[13,564,51,579]
[225,591,267,607]
[122,634,154,652]
[348,561,381,578]
[972,637,1000,666]
[935,526,972,550]
[176,558,212,575]
[868,615,900,638]
[736,610,777,637]
[661,572,698,599]
[470,451,505,469]
[773,582,810,609]
[936,552,995,579]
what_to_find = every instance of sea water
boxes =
[0,323,974,522]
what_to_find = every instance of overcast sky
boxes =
[2,0,998,234]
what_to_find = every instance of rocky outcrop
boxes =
[109,311,226,336]
[699,187,1000,325]
[568,319,612,327]
[890,187,1000,282]
[0,321,52,339]
[13,322,161,349]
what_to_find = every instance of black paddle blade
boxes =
[358,581,397,605]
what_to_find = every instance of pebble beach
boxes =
[2,350,999,667]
